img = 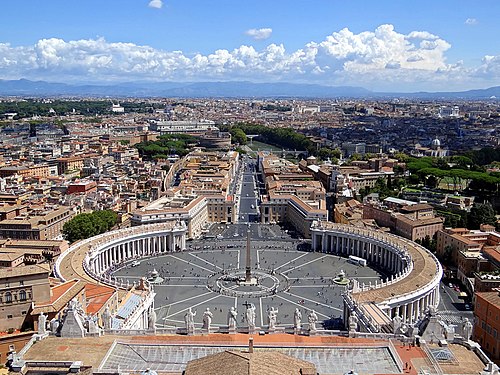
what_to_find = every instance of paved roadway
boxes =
[438,280,474,324]
[236,156,259,223]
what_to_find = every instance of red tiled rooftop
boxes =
[85,283,115,315]
[41,279,78,305]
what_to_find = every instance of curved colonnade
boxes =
[56,220,442,334]
[311,221,443,332]
[54,221,188,287]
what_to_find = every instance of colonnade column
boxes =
[169,235,174,252]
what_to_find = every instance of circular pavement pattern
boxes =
[112,229,385,330]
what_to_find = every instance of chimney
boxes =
[248,337,254,353]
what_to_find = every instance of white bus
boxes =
[348,255,367,267]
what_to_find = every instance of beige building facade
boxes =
[0,264,50,331]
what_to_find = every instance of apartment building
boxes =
[0,206,74,240]
[474,291,500,365]
[0,239,68,263]
[259,154,328,238]
[56,157,84,175]
[131,192,235,238]
[131,151,238,238]
[363,201,443,242]
[0,264,51,331]
[149,120,217,135]
[436,226,500,290]
[0,164,50,178]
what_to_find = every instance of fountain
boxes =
[147,268,164,284]
[333,270,350,286]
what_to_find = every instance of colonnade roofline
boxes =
[55,221,187,284]
[310,221,443,307]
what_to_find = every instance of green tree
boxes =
[451,155,473,169]
[63,210,118,243]
[230,128,247,145]
[363,153,375,161]
[135,134,198,160]
[468,202,497,229]
[62,213,96,243]
[394,152,410,163]
[350,153,362,161]
[93,210,118,231]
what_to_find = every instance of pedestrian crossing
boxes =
[438,310,474,324]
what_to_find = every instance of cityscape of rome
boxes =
[0,1,499,375]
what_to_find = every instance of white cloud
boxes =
[245,28,273,40]
[0,24,498,91]
[148,0,163,9]
[465,18,478,25]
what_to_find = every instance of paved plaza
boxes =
[112,227,385,330]
[112,158,386,331]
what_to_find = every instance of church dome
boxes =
[431,138,441,149]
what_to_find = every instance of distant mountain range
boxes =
[0,79,499,99]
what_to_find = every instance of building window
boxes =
[19,280,24,286]
[7,315,12,319]
[19,290,26,301]
[5,292,12,303]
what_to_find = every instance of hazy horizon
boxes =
[1,0,499,92]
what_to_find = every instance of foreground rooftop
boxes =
[22,333,487,375]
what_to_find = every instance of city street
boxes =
[236,155,259,223]
[438,280,474,324]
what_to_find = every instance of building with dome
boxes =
[411,137,449,158]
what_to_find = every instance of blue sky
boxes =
[0,0,499,91]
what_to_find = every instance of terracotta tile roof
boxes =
[400,203,433,212]
[85,283,116,315]
[482,246,500,264]
[0,252,24,261]
[184,350,316,375]
[32,279,86,315]
[476,291,500,306]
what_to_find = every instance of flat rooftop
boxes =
[21,334,487,375]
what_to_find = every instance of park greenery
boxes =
[437,203,497,230]
[134,134,198,160]
[221,123,315,153]
[0,100,111,118]
[229,128,247,145]
[358,176,406,201]
[405,151,500,194]
[222,123,341,161]
[62,210,118,243]
[354,146,500,230]
[0,99,160,119]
